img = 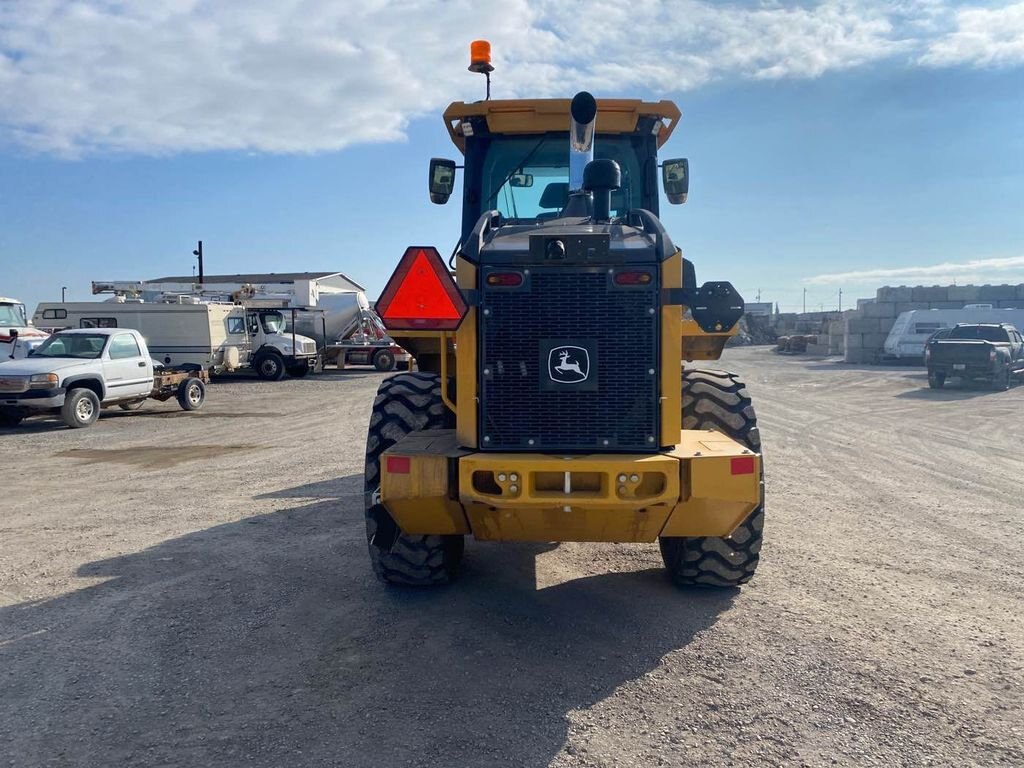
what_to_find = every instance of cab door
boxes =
[103,333,154,400]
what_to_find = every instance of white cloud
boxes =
[803,255,1024,285]
[920,2,1024,67]
[0,1,1020,155]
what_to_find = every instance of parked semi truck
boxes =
[33,300,318,380]
[0,328,207,428]
[1,297,49,359]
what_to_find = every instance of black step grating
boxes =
[479,267,659,451]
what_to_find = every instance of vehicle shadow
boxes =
[0,475,734,768]
[895,382,1007,400]
[211,368,385,385]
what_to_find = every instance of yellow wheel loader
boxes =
[365,44,763,588]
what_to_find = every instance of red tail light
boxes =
[485,272,524,287]
[613,270,653,286]
[376,246,468,331]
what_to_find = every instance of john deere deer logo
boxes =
[548,346,589,383]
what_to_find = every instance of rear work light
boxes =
[485,272,524,287]
[376,246,468,331]
[613,270,653,286]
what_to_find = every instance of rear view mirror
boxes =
[509,173,533,188]
[429,158,457,204]
[662,158,689,205]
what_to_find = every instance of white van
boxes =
[884,306,1024,359]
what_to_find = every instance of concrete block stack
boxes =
[844,304,897,363]
[827,319,845,355]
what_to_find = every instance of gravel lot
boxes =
[2,348,1022,767]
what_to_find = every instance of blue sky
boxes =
[2,1,1023,313]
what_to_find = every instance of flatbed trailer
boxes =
[323,340,411,372]
[145,368,210,410]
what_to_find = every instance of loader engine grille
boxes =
[479,266,660,451]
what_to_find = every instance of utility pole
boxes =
[802,287,807,314]
[61,286,67,302]
[838,288,843,312]
[756,288,761,302]
[192,240,204,285]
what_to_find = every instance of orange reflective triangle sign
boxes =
[377,246,467,331]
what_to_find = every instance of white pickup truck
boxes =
[0,328,207,429]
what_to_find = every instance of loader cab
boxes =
[456,128,662,241]
[431,98,685,242]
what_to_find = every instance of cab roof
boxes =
[442,98,681,154]
[55,328,124,336]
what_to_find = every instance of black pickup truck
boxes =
[925,323,1024,390]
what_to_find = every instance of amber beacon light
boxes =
[469,40,494,99]
[468,40,493,73]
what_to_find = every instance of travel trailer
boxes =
[0,297,49,359]
[884,306,1024,360]
[33,300,319,380]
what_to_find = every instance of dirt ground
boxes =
[2,348,1022,767]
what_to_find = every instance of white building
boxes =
[135,271,365,306]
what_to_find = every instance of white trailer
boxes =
[884,306,1024,359]
[32,300,319,379]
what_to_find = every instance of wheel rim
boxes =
[187,383,202,405]
[76,397,94,421]
[261,359,277,376]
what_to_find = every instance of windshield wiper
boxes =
[483,136,549,209]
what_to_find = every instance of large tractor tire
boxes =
[659,369,764,588]
[363,372,463,585]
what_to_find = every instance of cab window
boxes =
[108,333,142,360]
[81,317,117,329]
[227,317,247,335]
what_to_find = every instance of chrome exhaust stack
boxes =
[568,91,597,193]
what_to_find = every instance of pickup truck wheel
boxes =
[993,367,1011,391]
[659,369,764,588]
[286,362,310,378]
[373,349,397,372]
[364,372,462,586]
[928,371,946,389]
[0,408,24,427]
[118,400,145,411]
[62,388,101,429]
[177,377,206,410]
[254,352,285,381]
